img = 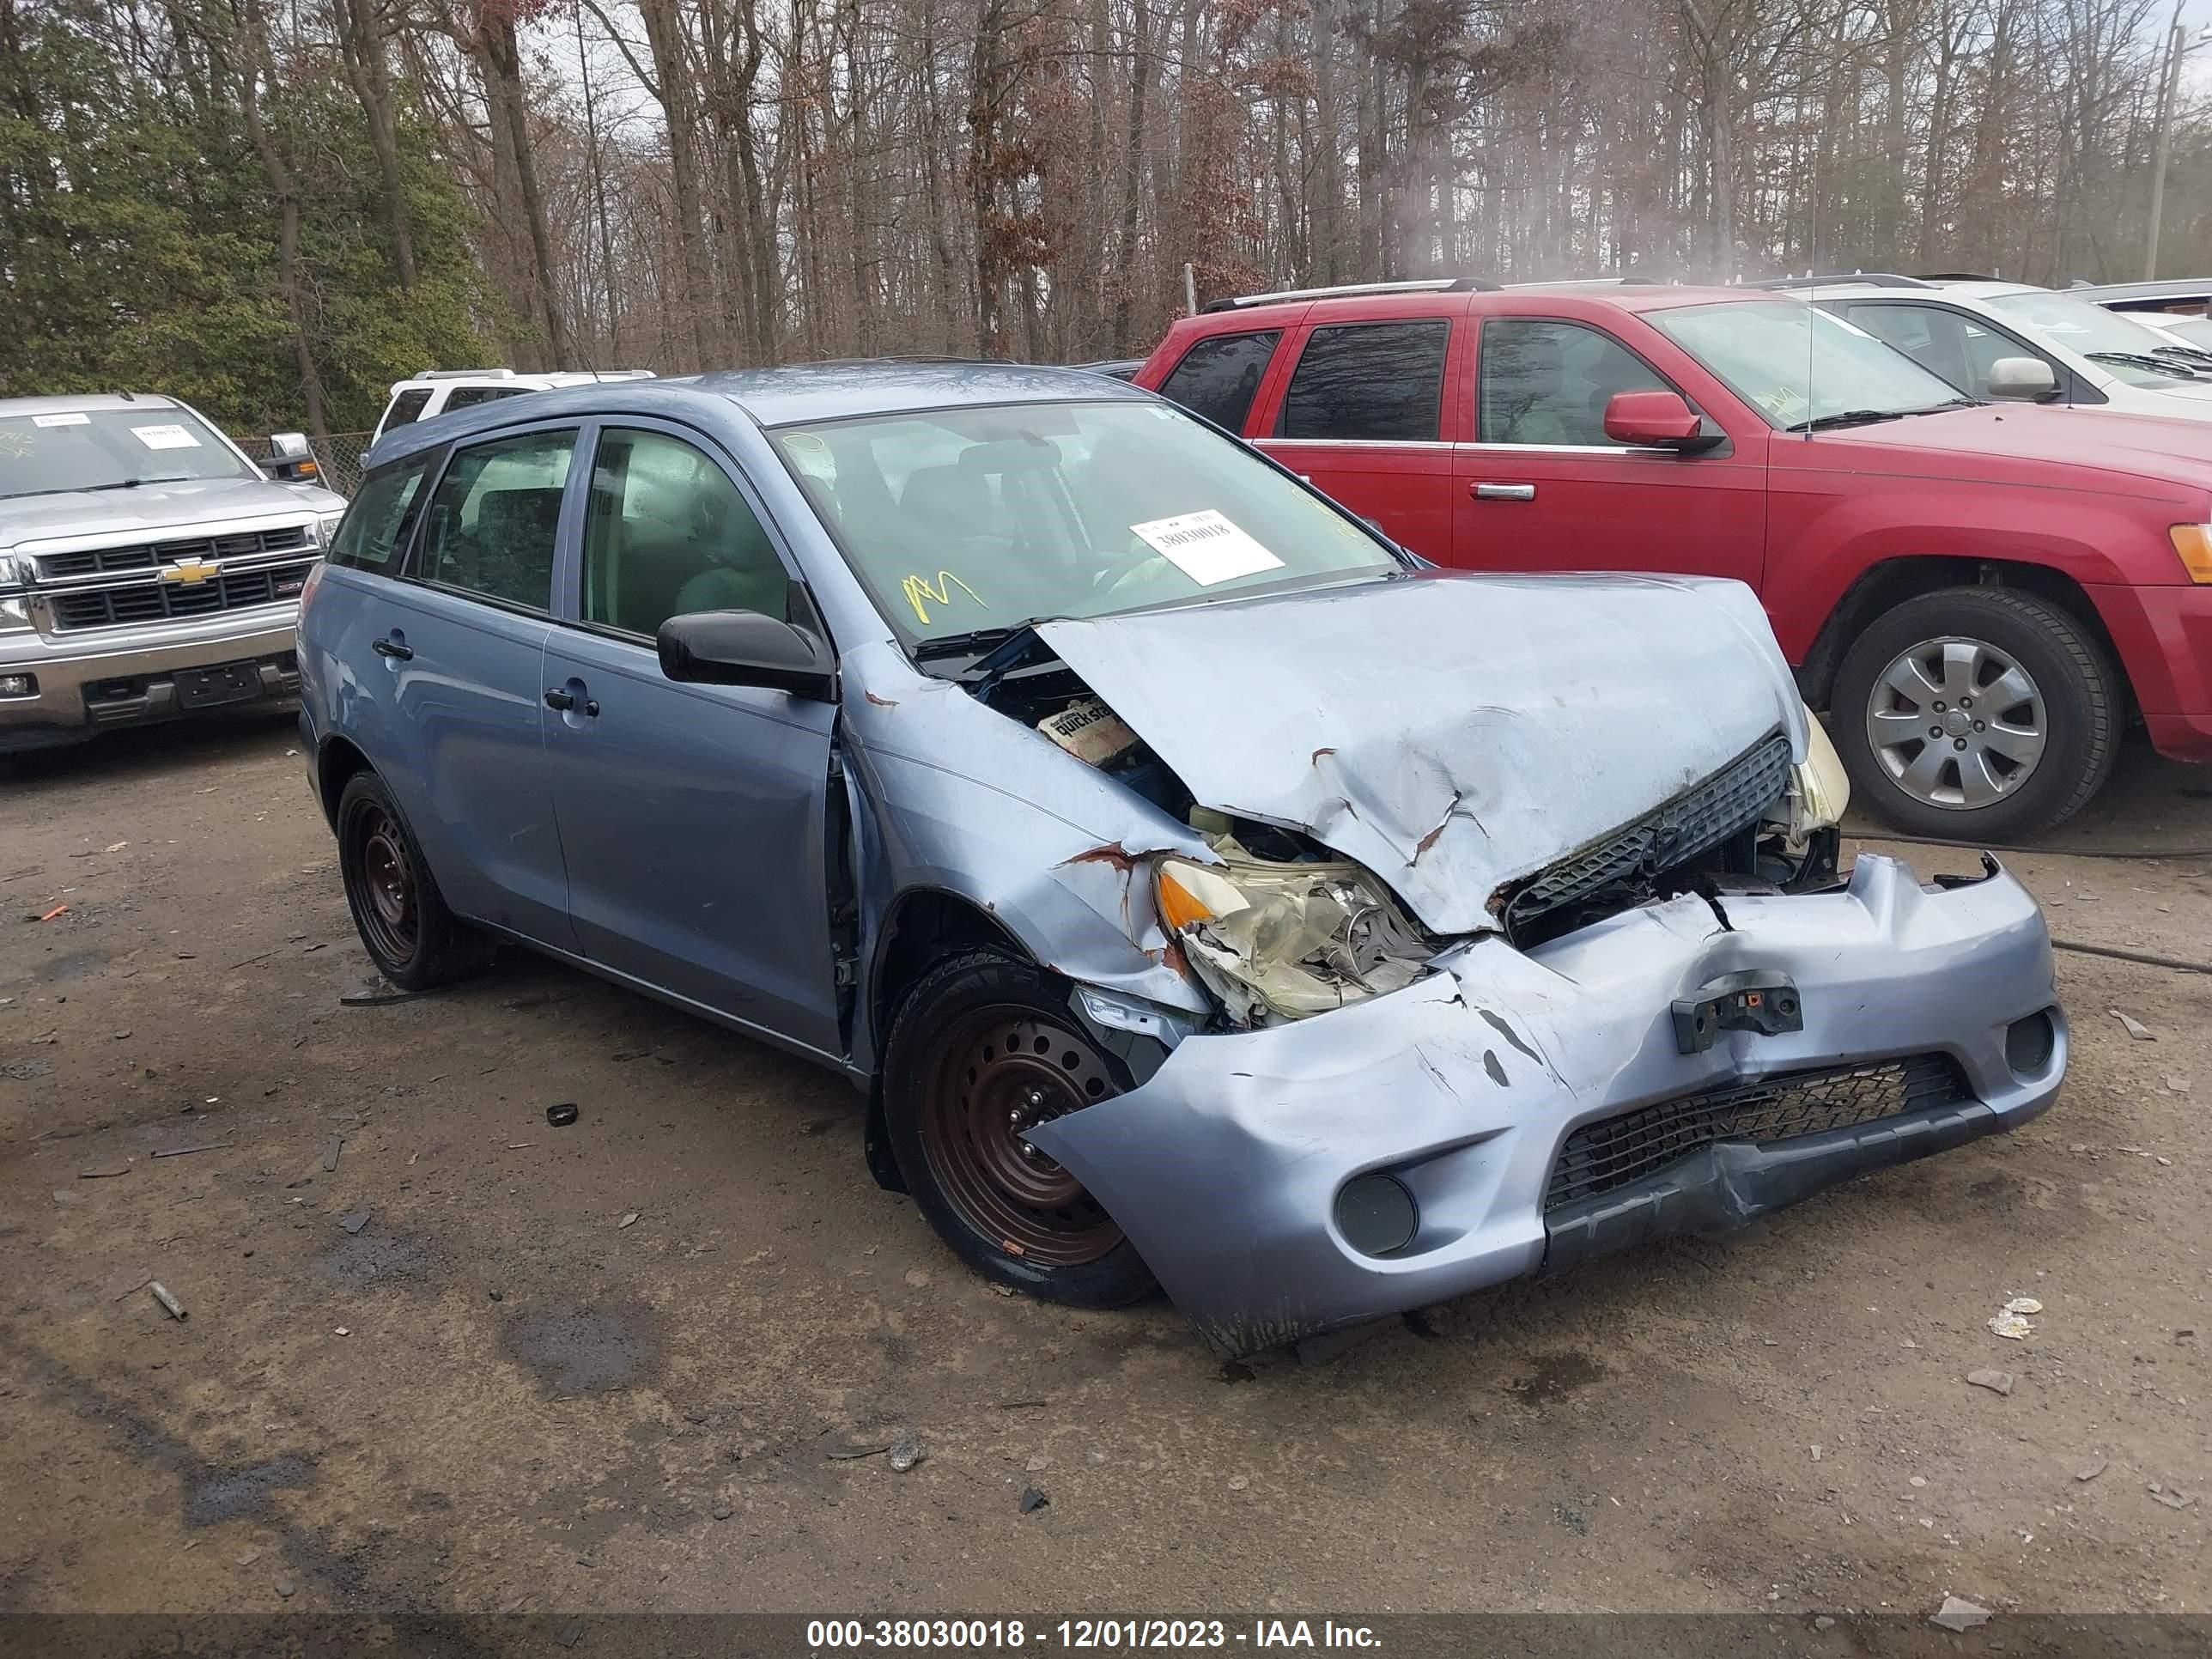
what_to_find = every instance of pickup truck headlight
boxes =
[315,510,346,547]
[2167,525,2212,582]
[1155,845,1431,1025]
[0,554,27,632]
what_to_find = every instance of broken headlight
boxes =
[1155,840,1431,1026]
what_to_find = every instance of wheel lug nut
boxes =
[1973,720,1985,732]
[1954,738,1968,750]
[1933,701,1946,712]
[1960,696,1972,708]
[1929,726,1943,738]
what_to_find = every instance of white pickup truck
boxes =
[0,393,348,756]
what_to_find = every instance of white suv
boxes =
[1785,275,2212,421]
[371,368,654,443]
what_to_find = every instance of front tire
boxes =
[880,948,1157,1307]
[1831,586,2118,839]
[336,770,492,990]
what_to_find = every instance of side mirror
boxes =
[657,609,837,701]
[265,431,319,482]
[1986,356,2058,402]
[1603,390,1711,450]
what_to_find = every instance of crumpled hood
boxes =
[1,476,344,550]
[1036,571,1803,936]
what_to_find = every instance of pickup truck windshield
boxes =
[1979,291,2210,387]
[1652,300,1970,429]
[770,400,1401,650]
[0,407,257,500]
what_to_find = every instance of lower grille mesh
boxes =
[1544,1054,1974,1212]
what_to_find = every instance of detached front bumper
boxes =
[0,607,301,752]
[1027,854,2064,1356]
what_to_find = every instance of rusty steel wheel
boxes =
[350,800,419,964]
[334,770,491,992]
[918,1006,1126,1267]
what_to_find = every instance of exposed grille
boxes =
[47,558,316,632]
[1504,731,1793,936]
[33,525,312,580]
[1544,1054,1974,1212]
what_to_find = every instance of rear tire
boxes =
[880,947,1157,1307]
[1831,586,2118,840]
[336,770,492,990]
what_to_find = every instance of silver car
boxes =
[1,395,347,755]
[296,365,2067,1355]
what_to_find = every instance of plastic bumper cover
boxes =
[1025,854,2064,1356]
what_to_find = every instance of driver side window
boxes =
[580,429,787,637]
[1478,319,1673,446]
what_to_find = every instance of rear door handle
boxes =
[544,687,599,718]
[1471,483,1537,501]
[372,635,412,660]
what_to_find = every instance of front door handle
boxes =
[1471,482,1537,501]
[372,635,412,660]
[544,687,599,718]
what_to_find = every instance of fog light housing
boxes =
[2005,1008,2057,1076]
[1334,1174,1418,1257]
[0,673,34,698]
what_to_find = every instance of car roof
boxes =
[1790,279,2044,304]
[367,361,1150,465]
[0,393,185,416]
[1194,283,1763,326]
[2069,278,2212,302]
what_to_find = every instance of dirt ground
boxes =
[2,709,2208,1622]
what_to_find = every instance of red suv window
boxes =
[1276,320,1449,441]
[1156,331,1281,432]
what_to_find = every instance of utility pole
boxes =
[2145,6,2206,280]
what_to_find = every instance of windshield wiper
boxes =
[1786,408,1907,433]
[2087,349,2202,377]
[912,618,1063,662]
[2152,343,2212,368]
[76,477,198,493]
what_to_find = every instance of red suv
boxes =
[1135,278,2212,837]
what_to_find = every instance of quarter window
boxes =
[1479,319,1674,446]
[1277,320,1449,441]
[327,457,431,573]
[1156,331,1281,433]
[443,386,529,411]
[380,388,433,432]
[580,429,788,636]
[412,428,575,610]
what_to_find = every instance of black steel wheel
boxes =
[335,769,492,991]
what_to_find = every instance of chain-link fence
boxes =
[311,431,375,498]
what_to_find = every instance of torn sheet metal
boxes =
[1036,571,1806,935]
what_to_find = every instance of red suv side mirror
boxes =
[1603,390,1705,448]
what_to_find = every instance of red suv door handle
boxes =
[1472,482,1537,502]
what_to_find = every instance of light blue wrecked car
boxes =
[296,363,2065,1355]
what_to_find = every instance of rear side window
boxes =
[413,428,576,611]
[327,456,431,573]
[380,388,433,433]
[1277,320,1449,441]
[443,386,528,411]
[1157,331,1280,432]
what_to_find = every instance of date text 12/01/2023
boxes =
[805,1620,1383,1650]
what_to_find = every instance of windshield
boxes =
[2142,315,2212,351]
[1650,301,1969,428]
[771,400,1402,650]
[0,406,256,499]
[1979,291,2210,386]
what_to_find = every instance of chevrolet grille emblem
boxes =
[162,556,222,586]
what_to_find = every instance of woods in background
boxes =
[5,0,2212,433]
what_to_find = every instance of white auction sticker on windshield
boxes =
[131,424,201,451]
[32,412,90,428]
[1129,509,1285,586]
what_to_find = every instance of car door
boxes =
[369,422,580,948]
[1253,316,1459,558]
[1452,315,1767,587]
[538,421,843,1058]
